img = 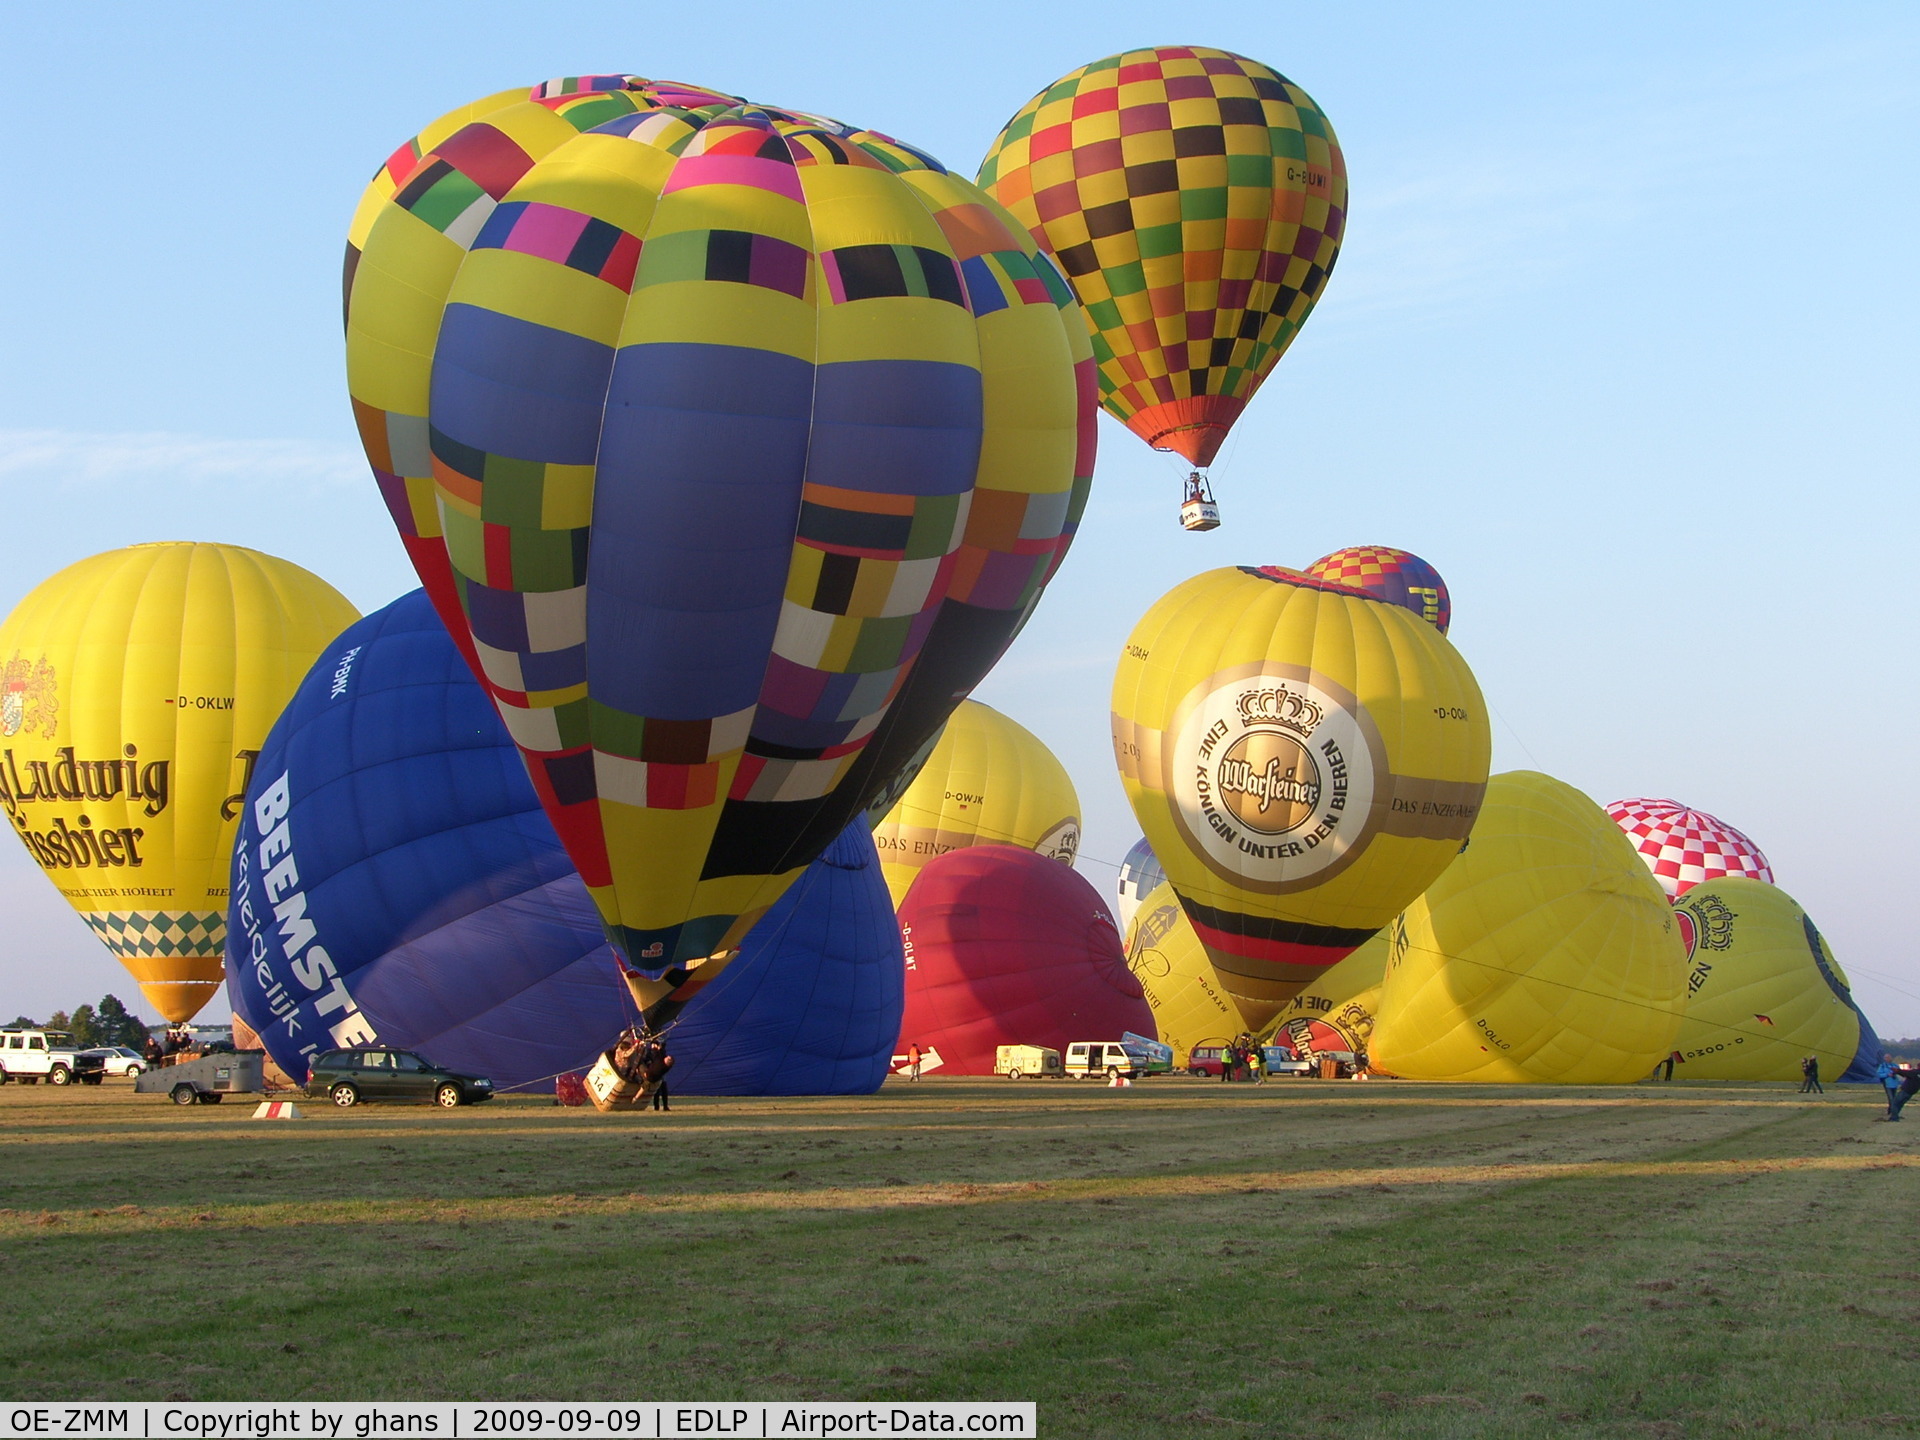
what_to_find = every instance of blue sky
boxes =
[2,1,1916,1034]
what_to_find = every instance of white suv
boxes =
[0,1029,106,1086]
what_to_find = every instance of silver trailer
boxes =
[134,1052,265,1106]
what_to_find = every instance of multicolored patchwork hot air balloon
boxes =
[1371,771,1688,1084]
[1604,797,1772,899]
[871,699,1079,905]
[980,46,1345,526]
[345,79,1097,988]
[1112,566,1489,1030]
[1307,546,1451,634]
[0,544,359,1022]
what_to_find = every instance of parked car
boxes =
[0,1029,107,1085]
[304,1048,494,1108]
[1185,1042,1235,1078]
[994,1044,1063,1079]
[80,1046,146,1077]
[1062,1040,1152,1079]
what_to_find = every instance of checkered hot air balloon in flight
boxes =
[345,77,1096,1001]
[979,46,1346,529]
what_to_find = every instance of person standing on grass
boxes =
[906,1042,922,1081]
[1659,1050,1680,1081]
[1874,1054,1901,1120]
[1800,1055,1823,1094]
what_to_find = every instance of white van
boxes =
[994,1045,1062,1079]
[1063,1040,1150,1080]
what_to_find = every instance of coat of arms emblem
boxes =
[1,652,57,739]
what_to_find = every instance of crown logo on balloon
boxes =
[1680,892,1736,952]
[1236,686,1324,738]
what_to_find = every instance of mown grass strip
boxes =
[6,1150,1910,1238]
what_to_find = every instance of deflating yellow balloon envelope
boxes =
[1671,877,1865,1081]
[1111,565,1490,1031]
[873,700,1080,907]
[1372,770,1688,1084]
[1122,881,1243,1065]
[0,544,360,1023]
[1271,925,1389,1062]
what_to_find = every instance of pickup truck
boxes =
[0,1029,108,1086]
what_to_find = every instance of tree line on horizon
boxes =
[6,993,153,1049]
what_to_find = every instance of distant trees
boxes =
[4,996,150,1047]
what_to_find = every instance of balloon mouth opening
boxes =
[1124,396,1247,468]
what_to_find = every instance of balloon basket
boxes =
[584,1051,652,1112]
[1179,499,1221,532]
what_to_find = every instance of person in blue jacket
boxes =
[1874,1054,1903,1120]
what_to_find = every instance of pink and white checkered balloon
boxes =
[1604,797,1773,899]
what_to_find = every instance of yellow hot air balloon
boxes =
[1670,878,1865,1081]
[1271,925,1390,1063]
[1371,771,1687,1084]
[0,544,359,1023]
[1111,566,1490,1030]
[873,699,1079,906]
[1122,881,1241,1065]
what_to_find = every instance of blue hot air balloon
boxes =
[227,590,902,1094]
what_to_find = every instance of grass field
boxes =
[2,1075,1915,1438]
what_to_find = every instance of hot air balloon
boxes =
[1111,565,1489,1030]
[346,79,1097,995]
[1272,924,1389,1064]
[871,699,1079,905]
[1371,771,1688,1084]
[1306,546,1451,634]
[1122,880,1239,1066]
[1113,835,1167,934]
[0,544,358,1023]
[227,591,902,1093]
[1669,878,1867,1083]
[1605,797,1772,898]
[896,844,1151,1075]
[979,46,1345,529]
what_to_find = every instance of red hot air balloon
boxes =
[895,844,1153,1075]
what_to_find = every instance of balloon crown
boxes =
[1235,685,1324,738]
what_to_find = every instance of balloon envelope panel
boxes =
[1122,881,1241,1065]
[1372,771,1688,1084]
[1604,797,1772,899]
[1111,565,1490,1030]
[0,543,359,1022]
[979,46,1346,467]
[897,844,1152,1074]
[227,590,901,1094]
[1273,926,1389,1062]
[1671,877,1868,1082]
[872,699,1080,905]
[1114,836,1166,935]
[347,80,1097,981]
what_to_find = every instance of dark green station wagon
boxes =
[304,1048,494,1108]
